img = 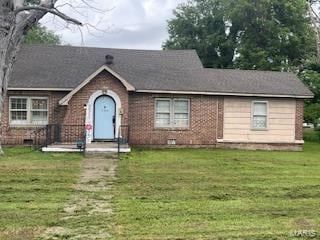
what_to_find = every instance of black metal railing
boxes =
[117,125,130,157]
[30,126,47,149]
[54,125,85,144]
[32,124,86,152]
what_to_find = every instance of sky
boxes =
[41,0,187,50]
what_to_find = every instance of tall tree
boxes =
[24,24,61,44]
[0,0,82,152]
[232,0,316,70]
[299,64,320,126]
[164,0,316,70]
[163,0,237,68]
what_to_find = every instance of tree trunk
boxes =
[0,2,20,154]
[0,1,81,153]
[0,1,45,154]
[308,1,320,64]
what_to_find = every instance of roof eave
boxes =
[8,87,73,91]
[135,89,314,98]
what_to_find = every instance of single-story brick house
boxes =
[1,45,314,151]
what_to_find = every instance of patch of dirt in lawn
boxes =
[1,228,41,240]
[293,218,317,229]
[40,155,117,240]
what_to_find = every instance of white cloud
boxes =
[40,0,186,49]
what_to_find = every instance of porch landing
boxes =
[42,142,131,153]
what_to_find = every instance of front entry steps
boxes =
[42,142,131,153]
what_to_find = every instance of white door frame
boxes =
[85,90,121,144]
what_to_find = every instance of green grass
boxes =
[304,128,320,142]
[112,143,320,239]
[0,148,82,240]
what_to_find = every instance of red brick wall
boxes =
[128,93,219,146]
[217,97,224,140]
[62,71,129,126]
[59,71,129,142]
[1,71,129,145]
[1,91,68,145]
[0,73,306,147]
[295,99,304,141]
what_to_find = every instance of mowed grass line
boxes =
[0,148,82,240]
[112,143,320,239]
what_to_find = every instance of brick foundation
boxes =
[217,142,303,151]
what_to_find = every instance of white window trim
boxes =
[251,100,268,130]
[154,98,190,129]
[9,96,49,126]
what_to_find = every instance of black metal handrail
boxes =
[32,124,86,152]
[117,125,130,157]
[30,126,47,149]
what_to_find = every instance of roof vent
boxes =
[105,55,114,65]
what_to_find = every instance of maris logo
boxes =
[290,230,317,238]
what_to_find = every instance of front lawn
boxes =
[0,148,82,239]
[113,143,320,239]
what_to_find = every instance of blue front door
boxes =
[94,96,115,140]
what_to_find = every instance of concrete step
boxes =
[42,143,131,154]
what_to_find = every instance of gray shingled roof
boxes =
[9,45,313,97]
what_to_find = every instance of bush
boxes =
[304,128,320,142]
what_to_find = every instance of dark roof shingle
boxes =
[9,45,313,97]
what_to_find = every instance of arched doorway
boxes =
[94,95,116,140]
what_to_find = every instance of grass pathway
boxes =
[41,155,117,240]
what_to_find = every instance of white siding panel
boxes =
[224,129,294,135]
[223,97,296,143]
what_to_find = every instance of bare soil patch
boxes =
[41,155,117,240]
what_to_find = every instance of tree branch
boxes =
[14,6,82,26]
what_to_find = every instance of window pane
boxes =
[11,111,27,120]
[174,113,189,127]
[156,113,170,126]
[174,100,188,113]
[32,99,47,110]
[156,100,170,113]
[253,116,267,128]
[253,102,267,115]
[31,111,48,124]
[174,119,189,127]
[174,113,188,119]
[11,98,27,110]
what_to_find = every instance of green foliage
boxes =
[231,0,315,70]
[113,143,320,239]
[24,24,61,45]
[163,0,236,68]
[304,128,320,142]
[24,0,40,5]
[299,68,320,124]
[164,0,316,70]
[299,69,320,103]
[304,103,320,126]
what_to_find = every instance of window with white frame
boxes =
[155,98,190,128]
[252,101,268,129]
[10,97,48,125]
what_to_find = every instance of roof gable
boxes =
[59,65,135,105]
